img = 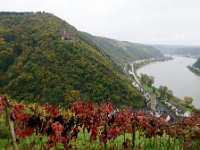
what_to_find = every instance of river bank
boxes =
[127,60,193,120]
[137,56,200,109]
[133,56,173,71]
[187,65,200,76]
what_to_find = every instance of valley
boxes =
[137,56,200,109]
[0,12,147,107]
[0,10,200,150]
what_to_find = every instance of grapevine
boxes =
[0,94,200,149]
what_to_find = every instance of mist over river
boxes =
[137,56,200,108]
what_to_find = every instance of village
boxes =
[124,59,191,122]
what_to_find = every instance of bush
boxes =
[0,117,8,138]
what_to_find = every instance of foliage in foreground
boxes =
[0,94,200,150]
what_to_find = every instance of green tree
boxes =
[184,96,193,106]
[0,12,145,107]
[147,76,154,86]
[166,90,173,99]
[159,86,172,99]
[140,73,154,86]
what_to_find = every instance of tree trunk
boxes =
[5,98,18,150]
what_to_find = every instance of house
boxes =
[129,70,133,75]
[147,93,157,111]
[176,109,191,117]
[160,114,171,122]
[60,27,77,41]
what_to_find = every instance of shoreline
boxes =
[133,56,173,84]
[133,56,173,71]
[133,57,198,112]
[187,65,200,76]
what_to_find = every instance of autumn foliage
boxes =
[0,94,200,149]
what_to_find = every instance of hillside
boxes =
[79,32,164,67]
[174,47,200,56]
[152,45,180,54]
[153,44,200,57]
[193,58,200,69]
[0,12,144,107]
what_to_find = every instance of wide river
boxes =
[137,56,200,108]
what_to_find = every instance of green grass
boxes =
[0,129,183,150]
[143,84,160,96]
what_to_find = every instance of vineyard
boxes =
[0,94,200,150]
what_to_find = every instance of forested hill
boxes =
[0,12,144,107]
[193,58,200,69]
[153,44,200,56]
[79,32,164,67]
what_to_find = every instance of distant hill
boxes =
[79,32,164,67]
[152,44,200,57]
[193,58,200,69]
[0,12,144,107]
[152,45,180,54]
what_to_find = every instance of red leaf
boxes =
[0,95,6,115]
[10,112,16,121]
[52,122,64,132]
[71,135,76,142]
[26,128,34,136]
[0,94,6,101]
[45,103,59,117]
[90,126,97,141]
[89,116,94,123]
[107,100,113,113]
[14,105,24,111]
[99,134,107,143]
[101,103,107,111]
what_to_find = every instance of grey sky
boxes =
[1,0,200,45]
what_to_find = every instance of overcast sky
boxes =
[1,0,200,45]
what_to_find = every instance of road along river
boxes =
[137,56,200,108]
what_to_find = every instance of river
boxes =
[137,56,200,108]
